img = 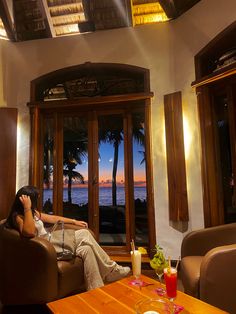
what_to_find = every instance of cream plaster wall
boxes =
[0,0,235,258]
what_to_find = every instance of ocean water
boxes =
[43,186,146,206]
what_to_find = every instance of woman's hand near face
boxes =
[16,194,36,237]
[19,194,32,212]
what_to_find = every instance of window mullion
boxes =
[144,99,156,253]
[88,111,99,238]
[124,111,135,249]
[53,112,64,216]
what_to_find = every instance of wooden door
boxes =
[197,77,236,226]
[0,108,17,220]
[34,99,155,256]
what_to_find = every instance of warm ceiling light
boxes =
[132,1,169,26]
[0,18,9,40]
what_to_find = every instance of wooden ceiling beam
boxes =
[40,0,56,38]
[158,0,178,19]
[0,0,16,41]
[159,0,201,19]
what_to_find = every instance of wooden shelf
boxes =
[192,62,236,88]
[194,21,236,82]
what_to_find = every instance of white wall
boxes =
[0,0,235,258]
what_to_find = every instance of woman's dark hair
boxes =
[5,186,39,229]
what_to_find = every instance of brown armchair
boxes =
[181,223,236,314]
[0,219,87,305]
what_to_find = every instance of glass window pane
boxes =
[214,94,236,223]
[63,116,88,222]
[133,111,148,246]
[98,114,126,245]
[43,118,54,214]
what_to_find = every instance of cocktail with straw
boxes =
[130,239,142,282]
[164,256,179,304]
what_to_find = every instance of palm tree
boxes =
[99,128,123,206]
[139,150,146,165]
[99,116,123,207]
[99,113,145,206]
[63,155,84,203]
[63,118,88,203]
[132,113,145,150]
[43,133,53,189]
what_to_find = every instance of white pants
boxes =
[75,229,117,290]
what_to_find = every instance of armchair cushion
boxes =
[57,257,85,298]
[181,222,236,257]
[180,256,203,298]
[180,223,236,314]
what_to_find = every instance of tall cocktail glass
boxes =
[131,250,142,280]
[164,267,177,301]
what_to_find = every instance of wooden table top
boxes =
[47,274,228,314]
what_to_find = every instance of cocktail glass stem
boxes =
[155,271,163,285]
[169,299,175,314]
[158,273,163,283]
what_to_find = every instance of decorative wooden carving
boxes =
[0,108,17,219]
[164,91,189,221]
[31,63,149,101]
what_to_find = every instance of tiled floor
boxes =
[0,269,184,314]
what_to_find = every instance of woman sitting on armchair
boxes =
[6,185,130,291]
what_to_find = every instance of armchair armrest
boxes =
[199,244,236,312]
[181,223,236,257]
[0,225,59,304]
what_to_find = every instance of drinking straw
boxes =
[131,239,135,252]
[168,256,171,274]
[175,256,180,270]
[168,256,171,268]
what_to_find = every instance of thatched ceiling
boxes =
[0,0,201,42]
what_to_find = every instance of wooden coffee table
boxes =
[47,274,228,313]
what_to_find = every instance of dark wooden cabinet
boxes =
[192,22,236,226]
[192,21,236,87]
[0,108,17,220]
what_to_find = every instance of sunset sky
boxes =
[72,140,146,187]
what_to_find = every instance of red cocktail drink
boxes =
[164,267,177,300]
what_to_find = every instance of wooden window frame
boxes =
[0,108,17,220]
[28,94,156,255]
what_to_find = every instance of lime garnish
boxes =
[138,247,147,254]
